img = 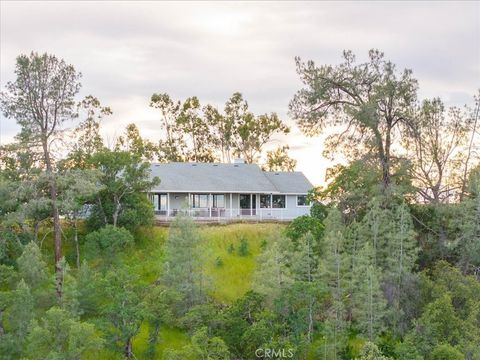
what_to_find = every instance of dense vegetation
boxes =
[0,50,479,359]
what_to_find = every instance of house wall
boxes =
[152,192,310,219]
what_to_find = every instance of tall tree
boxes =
[89,149,160,228]
[0,52,82,296]
[115,123,157,162]
[319,209,348,359]
[290,49,418,190]
[150,93,186,162]
[404,98,470,203]
[263,145,297,172]
[62,95,110,169]
[177,97,217,162]
[162,215,207,312]
[351,243,387,341]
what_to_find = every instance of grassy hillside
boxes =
[44,222,284,359]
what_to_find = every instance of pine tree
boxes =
[319,209,348,359]
[252,233,293,302]
[351,243,387,341]
[162,215,207,313]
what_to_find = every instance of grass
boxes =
[201,223,282,303]
[39,222,286,359]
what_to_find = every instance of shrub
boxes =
[238,238,249,257]
[85,225,134,254]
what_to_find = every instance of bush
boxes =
[227,243,235,254]
[238,238,249,256]
[428,344,463,360]
[85,225,134,254]
[215,257,224,267]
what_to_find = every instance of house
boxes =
[148,160,314,221]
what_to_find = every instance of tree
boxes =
[0,279,34,358]
[89,149,160,228]
[360,342,392,360]
[252,232,293,302]
[143,285,181,359]
[62,95,110,170]
[115,123,157,161]
[177,97,216,162]
[101,266,144,359]
[26,306,103,359]
[162,215,207,312]
[150,93,187,162]
[1,52,82,296]
[319,208,348,359]
[290,49,418,190]
[227,93,289,163]
[351,243,387,341]
[57,168,102,268]
[263,145,297,172]
[404,98,470,203]
[16,242,48,289]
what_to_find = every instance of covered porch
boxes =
[149,192,310,221]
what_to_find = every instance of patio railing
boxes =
[155,207,310,220]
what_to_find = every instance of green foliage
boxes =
[429,344,464,360]
[85,225,134,255]
[285,214,324,244]
[16,242,48,288]
[237,237,249,256]
[26,306,103,359]
[162,215,207,312]
[263,145,297,172]
[101,265,144,357]
[215,256,224,267]
[360,341,392,360]
[87,149,160,230]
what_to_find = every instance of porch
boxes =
[150,192,311,221]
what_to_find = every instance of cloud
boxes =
[1,1,479,185]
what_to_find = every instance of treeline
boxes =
[0,49,479,360]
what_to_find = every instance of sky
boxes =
[0,1,479,186]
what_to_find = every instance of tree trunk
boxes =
[125,337,133,360]
[73,216,80,269]
[0,309,5,337]
[42,138,62,298]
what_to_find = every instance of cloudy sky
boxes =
[1,1,479,185]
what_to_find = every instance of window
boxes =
[212,194,225,208]
[297,195,310,206]
[192,194,208,208]
[158,194,168,210]
[260,194,271,208]
[272,195,285,208]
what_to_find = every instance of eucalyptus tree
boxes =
[263,145,297,172]
[115,123,157,162]
[177,97,217,162]
[150,93,187,162]
[63,95,110,169]
[0,52,82,296]
[290,49,418,190]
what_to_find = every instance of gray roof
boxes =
[263,171,314,194]
[149,163,313,194]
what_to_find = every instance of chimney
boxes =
[233,158,245,164]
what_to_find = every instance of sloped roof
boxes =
[149,163,313,194]
[263,171,314,194]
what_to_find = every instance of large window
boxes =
[297,195,310,206]
[212,194,225,208]
[272,195,286,208]
[158,194,168,210]
[192,194,208,208]
[260,194,271,208]
[152,194,167,210]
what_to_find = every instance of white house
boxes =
[148,161,314,221]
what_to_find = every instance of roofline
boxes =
[149,190,311,195]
